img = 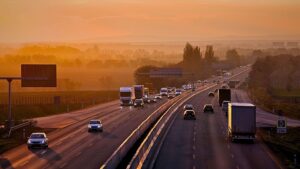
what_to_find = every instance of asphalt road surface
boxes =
[0,96,171,169]
[154,72,284,169]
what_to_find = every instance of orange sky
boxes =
[0,0,300,43]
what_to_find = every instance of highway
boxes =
[153,70,289,169]
[0,96,171,169]
[1,66,292,169]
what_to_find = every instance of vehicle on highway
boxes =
[27,133,48,149]
[203,104,214,113]
[148,96,157,103]
[119,87,134,106]
[154,94,162,99]
[134,85,144,100]
[222,100,230,116]
[184,110,196,120]
[167,93,175,99]
[160,87,168,96]
[175,89,182,96]
[218,88,231,106]
[143,96,151,104]
[208,92,214,97]
[183,104,194,110]
[134,99,144,107]
[88,120,103,132]
[228,103,256,141]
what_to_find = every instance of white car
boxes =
[88,120,103,132]
[175,89,182,96]
[155,94,162,99]
[27,132,48,149]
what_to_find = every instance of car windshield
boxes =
[30,134,45,139]
[120,92,131,97]
[135,100,142,103]
[90,121,100,124]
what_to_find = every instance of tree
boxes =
[204,45,217,64]
[226,49,241,67]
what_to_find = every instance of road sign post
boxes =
[0,64,57,130]
[277,117,287,134]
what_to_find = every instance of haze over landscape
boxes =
[1,0,300,43]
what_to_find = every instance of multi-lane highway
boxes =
[153,69,300,169]
[0,96,171,169]
[1,66,298,169]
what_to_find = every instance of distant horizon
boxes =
[1,0,299,43]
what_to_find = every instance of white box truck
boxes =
[228,103,256,141]
[120,87,134,106]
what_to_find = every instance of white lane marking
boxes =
[18,160,29,167]
[56,141,62,146]
[231,153,234,158]
[193,145,196,150]
[193,154,196,159]
[193,165,196,169]
[40,150,47,155]
[236,165,240,169]
[227,145,230,149]
[59,162,67,169]
[75,151,82,157]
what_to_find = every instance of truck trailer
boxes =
[228,103,256,142]
[133,85,144,100]
[218,88,231,106]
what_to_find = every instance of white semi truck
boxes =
[119,87,134,106]
[228,103,256,142]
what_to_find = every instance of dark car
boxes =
[184,110,196,120]
[134,99,144,107]
[183,104,194,111]
[27,133,48,149]
[203,104,214,113]
[208,92,215,97]
[222,100,230,116]
[148,96,157,103]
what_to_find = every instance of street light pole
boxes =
[7,78,12,129]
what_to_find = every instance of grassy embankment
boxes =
[0,90,119,122]
[259,127,300,169]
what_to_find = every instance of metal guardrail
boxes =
[126,85,216,169]
[100,90,191,169]
[8,120,36,137]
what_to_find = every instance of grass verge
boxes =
[259,127,300,169]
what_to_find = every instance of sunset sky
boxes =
[1,0,300,43]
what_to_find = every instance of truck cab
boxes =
[120,87,134,106]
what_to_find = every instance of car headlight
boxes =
[97,125,102,128]
[27,140,32,144]
[88,124,91,128]
[41,140,45,144]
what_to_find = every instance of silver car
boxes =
[27,132,48,149]
[88,120,103,132]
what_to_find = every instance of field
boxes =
[0,90,119,123]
